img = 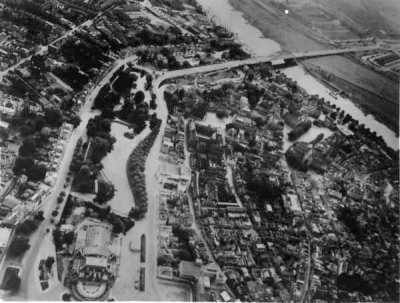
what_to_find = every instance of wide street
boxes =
[0,31,374,300]
[1,48,326,298]
[110,77,191,301]
[0,57,145,300]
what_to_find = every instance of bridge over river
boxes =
[159,45,380,82]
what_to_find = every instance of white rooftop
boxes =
[0,227,12,248]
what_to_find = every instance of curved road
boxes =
[0,41,377,300]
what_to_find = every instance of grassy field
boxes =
[229,0,329,52]
[333,75,398,132]
[229,0,399,131]
[307,56,398,103]
[303,57,399,131]
[312,0,400,38]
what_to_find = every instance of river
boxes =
[197,0,398,151]
[197,0,281,57]
[283,66,398,150]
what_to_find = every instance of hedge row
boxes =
[127,119,162,219]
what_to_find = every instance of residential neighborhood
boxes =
[0,0,398,302]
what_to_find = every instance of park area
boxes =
[102,122,151,216]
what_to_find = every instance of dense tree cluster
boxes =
[145,74,153,90]
[256,63,273,79]
[45,257,55,271]
[244,82,265,108]
[86,116,116,163]
[0,8,52,43]
[95,180,115,204]
[13,157,47,181]
[170,223,196,262]
[9,236,30,257]
[112,69,138,95]
[336,204,399,298]
[164,88,208,119]
[53,228,75,251]
[44,108,63,127]
[70,139,98,193]
[59,38,109,73]
[5,76,37,101]
[74,164,97,193]
[86,115,112,136]
[54,196,134,250]
[216,109,229,119]
[117,91,149,134]
[149,113,159,130]
[53,65,89,92]
[15,219,41,235]
[246,175,283,204]
[8,107,63,137]
[4,0,64,26]
[127,119,162,220]
[90,136,114,163]
[18,136,37,157]
[1,268,21,292]
[225,44,250,60]
[164,90,181,114]
[13,132,52,181]
[69,138,84,173]
[150,93,157,109]
[92,84,120,118]
[68,113,82,128]
[138,48,193,70]
[134,29,196,48]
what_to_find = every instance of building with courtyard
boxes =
[67,218,122,301]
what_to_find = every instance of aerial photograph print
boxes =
[0,0,398,302]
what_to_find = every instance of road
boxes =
[2,53,304,299]
[0,58,144,300]
[2,56,183,300]
[225,165,244,208]
[141,0,194,37]
[111,74,191,302]
[289,174,314,303]
[153,45,380,84]
[0,38,377,300]
[0,14,100,81]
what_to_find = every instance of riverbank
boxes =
[283,66,398,150]
[197,0,398,150]
[300,60,399,133]
[197,0,281,57]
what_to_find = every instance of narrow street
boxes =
[226,165,244,208]
[0,16,97,81]
[0,57,144,300]
[0,41,344,300]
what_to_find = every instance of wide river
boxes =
[197,0,398,150]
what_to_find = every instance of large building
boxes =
[156,162,191,192]
[68,218,122,301]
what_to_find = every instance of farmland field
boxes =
[306,56,398,103]
[304,56,399,131]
